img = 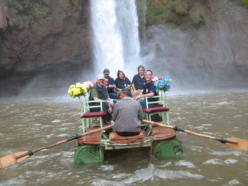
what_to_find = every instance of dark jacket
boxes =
[132,74,146,90]
[112,97,143,133]
[115,78,131,89]
[89,84,109,112]
[90,84,109,100]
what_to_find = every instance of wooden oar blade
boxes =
[226,137,248,151]
[0,151,29,169]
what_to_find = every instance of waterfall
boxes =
[90,0,141,77]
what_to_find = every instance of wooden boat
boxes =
[74,95,183,164]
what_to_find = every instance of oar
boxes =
[0,124,113,169]
[143,120,248,151]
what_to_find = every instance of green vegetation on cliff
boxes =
[146,0,205,26]
[146,0,248,26]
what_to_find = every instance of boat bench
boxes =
[81,100,107,132]
[81,111,107,118]
[143,104,169,113]
[109,131,145,144]
[142,96,170,124]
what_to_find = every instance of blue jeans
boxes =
[139,98,146,109]
[109,92,118,99]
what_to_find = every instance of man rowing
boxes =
[112,88,143,136]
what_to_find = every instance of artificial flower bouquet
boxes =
[68,81,94,98]
[153,77,172,93]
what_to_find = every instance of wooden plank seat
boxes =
[143,106,169,113]
[152,126,176,141]
[81,111,107,118]
[109,131,145,144]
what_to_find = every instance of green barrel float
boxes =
[152,138,183,159]
[74,145,104,165]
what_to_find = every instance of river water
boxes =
[0,91,248,185]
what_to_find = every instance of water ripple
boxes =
[175,160,195,168]
[122,164,204,184]
[203,159,223,165]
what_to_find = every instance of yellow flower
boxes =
[68,83,87,98]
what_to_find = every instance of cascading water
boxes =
[115,1,141,70]
[90,0,141,76]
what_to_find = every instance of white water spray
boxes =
[91,0,141,77]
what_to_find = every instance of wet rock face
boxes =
[0,0,91,73]
[143,0,248,86]
[0,2,8,29]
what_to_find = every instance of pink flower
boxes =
[83,81,94,89]
[152,76,159,82]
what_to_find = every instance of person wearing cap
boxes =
[103,68,117,99]
[112,88,143,136]
[132,65,146,95]
[89,74,113,122]
[90,74,109,101]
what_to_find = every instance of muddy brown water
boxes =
[0,91,248,185]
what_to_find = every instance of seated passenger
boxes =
[134,70,158,109]
[103,68,117,99]
[89,74,113,121]
[104,78,109,87]
[132,65,146,95]
[112,88,143,136]
[115,70,131,91]
[104,78,117,103]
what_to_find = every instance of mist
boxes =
[0,64,97,98]
[141,0,248,91]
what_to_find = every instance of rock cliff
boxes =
[0,2,8,29]
[0,0,90,73]
[143,0,248,88]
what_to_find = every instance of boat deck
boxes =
[77,126,176,150]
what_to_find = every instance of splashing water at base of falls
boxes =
[91,0,141,76]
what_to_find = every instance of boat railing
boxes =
[80,99,106,132]
[143,93,170,125]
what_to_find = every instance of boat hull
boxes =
[74,137,182,165]
[152,138,183,159]
[74,145,104,164]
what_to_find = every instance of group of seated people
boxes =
[90,65,157,110]
[88,65,160,137]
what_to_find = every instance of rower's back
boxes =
[112,96,143,135]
